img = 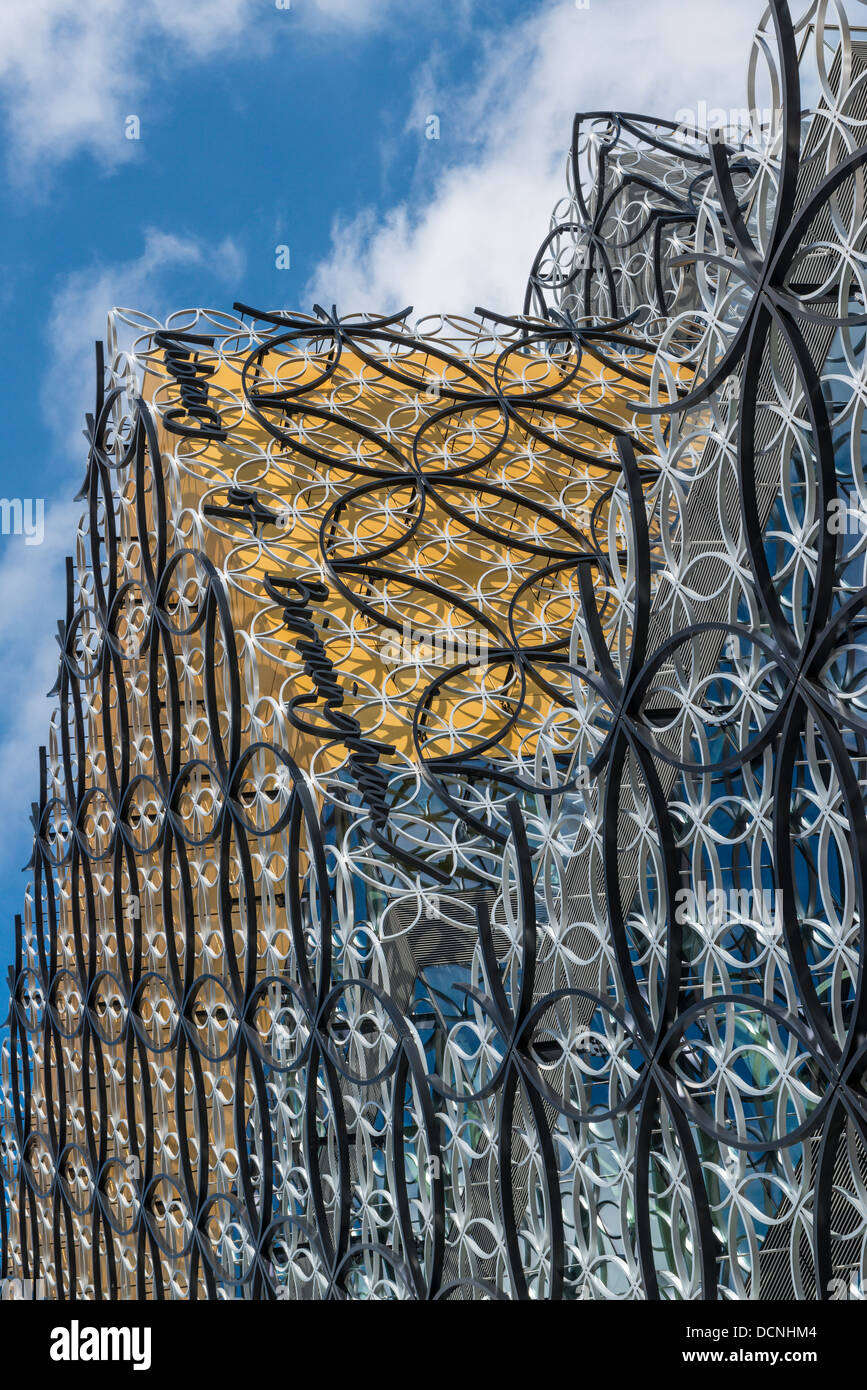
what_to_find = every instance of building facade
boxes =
[3,0,867,1299]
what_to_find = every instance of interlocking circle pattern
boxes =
[3,0,867,1300]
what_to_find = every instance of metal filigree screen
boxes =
[3,0,867,1301]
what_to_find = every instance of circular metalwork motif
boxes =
[3,0,867,1301]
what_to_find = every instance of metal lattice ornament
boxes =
[3,0,867,1301]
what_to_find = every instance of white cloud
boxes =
[301,0,397,24]
[304,0,475,28]
[0,0,265,175]
[306,0,764,316]
[0,0,474,176]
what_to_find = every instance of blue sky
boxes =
[0,0,760,960]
